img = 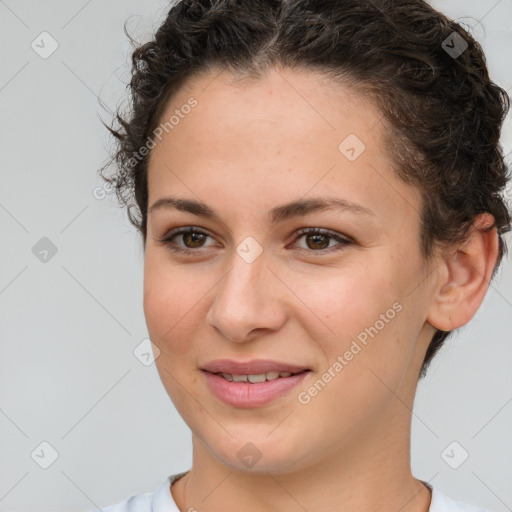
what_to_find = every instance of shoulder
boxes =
[92,491,153,512]
[86,471,188,512]
[429,486,490,512]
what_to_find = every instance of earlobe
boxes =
[426,213,499,332]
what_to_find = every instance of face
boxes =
[143,66,437,475]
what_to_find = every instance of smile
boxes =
[203,369,311,408]
[212,370,308,382]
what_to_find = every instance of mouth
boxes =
[201,368,312,408]
[204,369,311,383]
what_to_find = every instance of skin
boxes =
[142,66,498,512]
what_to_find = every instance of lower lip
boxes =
[202,370,310,408]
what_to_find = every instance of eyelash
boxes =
[159,226,353,255]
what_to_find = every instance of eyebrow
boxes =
[148,196,375,225]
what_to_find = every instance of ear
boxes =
[427,213,500,332]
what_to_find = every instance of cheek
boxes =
[302,261,412,381]
[143,253,198,358]
[293,268,412,432]
[143,250,227,366]
[300,261,398,337]
[143,257,205,413]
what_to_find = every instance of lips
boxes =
[200,358,311,375]
[213,370,306,383]
[202,365,311,408]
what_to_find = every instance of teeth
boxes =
[218,371,300,382]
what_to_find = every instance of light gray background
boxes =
[0,1,510,511]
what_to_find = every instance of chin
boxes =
[207,435,308,475]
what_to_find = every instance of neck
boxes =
[171,410,432,512]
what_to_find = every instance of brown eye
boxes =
[181,231,207,248]
[303,233,330,250]
[292,228,352,253]
[160,226,352,255]
[160,227,215,253]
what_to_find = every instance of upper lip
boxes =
[201,359,311,375]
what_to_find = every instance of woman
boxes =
[93,0,511,511]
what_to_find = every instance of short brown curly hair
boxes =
[99,0,511,379]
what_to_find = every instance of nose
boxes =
[206,248,287,343]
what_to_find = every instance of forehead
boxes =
[146,66,421,223]
[152,66,381,149]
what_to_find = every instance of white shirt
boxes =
[89,472,488,512]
